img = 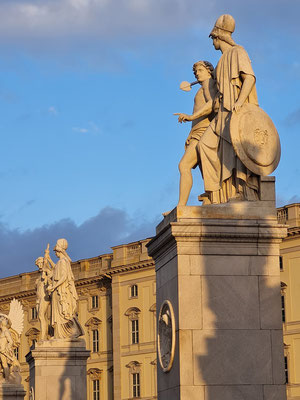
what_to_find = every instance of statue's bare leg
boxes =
[1,356,9,380]
[38,301,50,340]
[178,139,199,206]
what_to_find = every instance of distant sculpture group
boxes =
[35,238,83,340]
[175,14,280,205]
[0,299,24,384]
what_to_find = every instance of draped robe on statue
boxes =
[197,45,259,204]
[51,256,82,338]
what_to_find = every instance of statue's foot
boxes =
[162,210,171,217]
[198,193,211,205]
[228,193,244,202]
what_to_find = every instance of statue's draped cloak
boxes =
[198,45,259,202]
[51,256,80,338]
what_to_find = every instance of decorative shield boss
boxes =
[230,103,281,176]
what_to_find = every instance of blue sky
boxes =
[0,0,299,277]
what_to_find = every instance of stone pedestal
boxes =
[147,180,287,400]
[0,384,26,399]
[26,339,90,400]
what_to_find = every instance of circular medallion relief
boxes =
[158,300,176,373]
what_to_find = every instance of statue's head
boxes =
[209,14,236,47]
[0,314,11,329]
[35,257,44,270]
[54,238,68,254]
[193,61,214,82]
[53,238,72,262]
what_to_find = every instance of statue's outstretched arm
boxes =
[174,100,213,123]
[45,255,55,269]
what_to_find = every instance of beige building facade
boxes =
[278,203,300,400]
[0,239,156,400]
[0,204,299,399]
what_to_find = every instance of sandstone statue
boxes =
[44,238,83,339]
[0,299,24,384]
[35,244,52,340]
[174,61,216,206]
[175,14,280,205]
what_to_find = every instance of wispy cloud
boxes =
[72,121,99,134]
[72,127,89,133]
[48,106,58,115]
[0,207,156,278]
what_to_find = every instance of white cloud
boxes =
[72,126,89,133]
[48,106,58,115]
[72,122,99,134]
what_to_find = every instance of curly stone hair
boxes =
[193,61,214,76]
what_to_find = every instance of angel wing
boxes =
[8,299,24,336]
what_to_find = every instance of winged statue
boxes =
[0,299,24,384]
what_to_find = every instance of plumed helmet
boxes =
[210,14,235,37]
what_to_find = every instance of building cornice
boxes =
[287,227,300,237]
[108,261,154,276]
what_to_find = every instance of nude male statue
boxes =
[176,15,259,204]
[35,251,51,340]
[174,61,216,206]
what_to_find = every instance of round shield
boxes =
[230,103,281,176]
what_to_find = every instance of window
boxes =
[131,284,138,298]
[125,307,141,345]
[92,329,99,353]
[279,256,283,271]
[14,347,19,360]
[93,379,100,400]
[281,295,286,323]
[92,295,99,309]
[87,368,102,399]
[132,373,140,397]
[284,356,289,383]
[131,319,139,344]
[126,361,141,397]
[31,307,38,320]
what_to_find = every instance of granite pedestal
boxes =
[26,339,90,400]
[147,178,287,400]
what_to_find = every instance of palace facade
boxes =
[278,203,300,400]
[0,203,299,400]
[0,239,156,400]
